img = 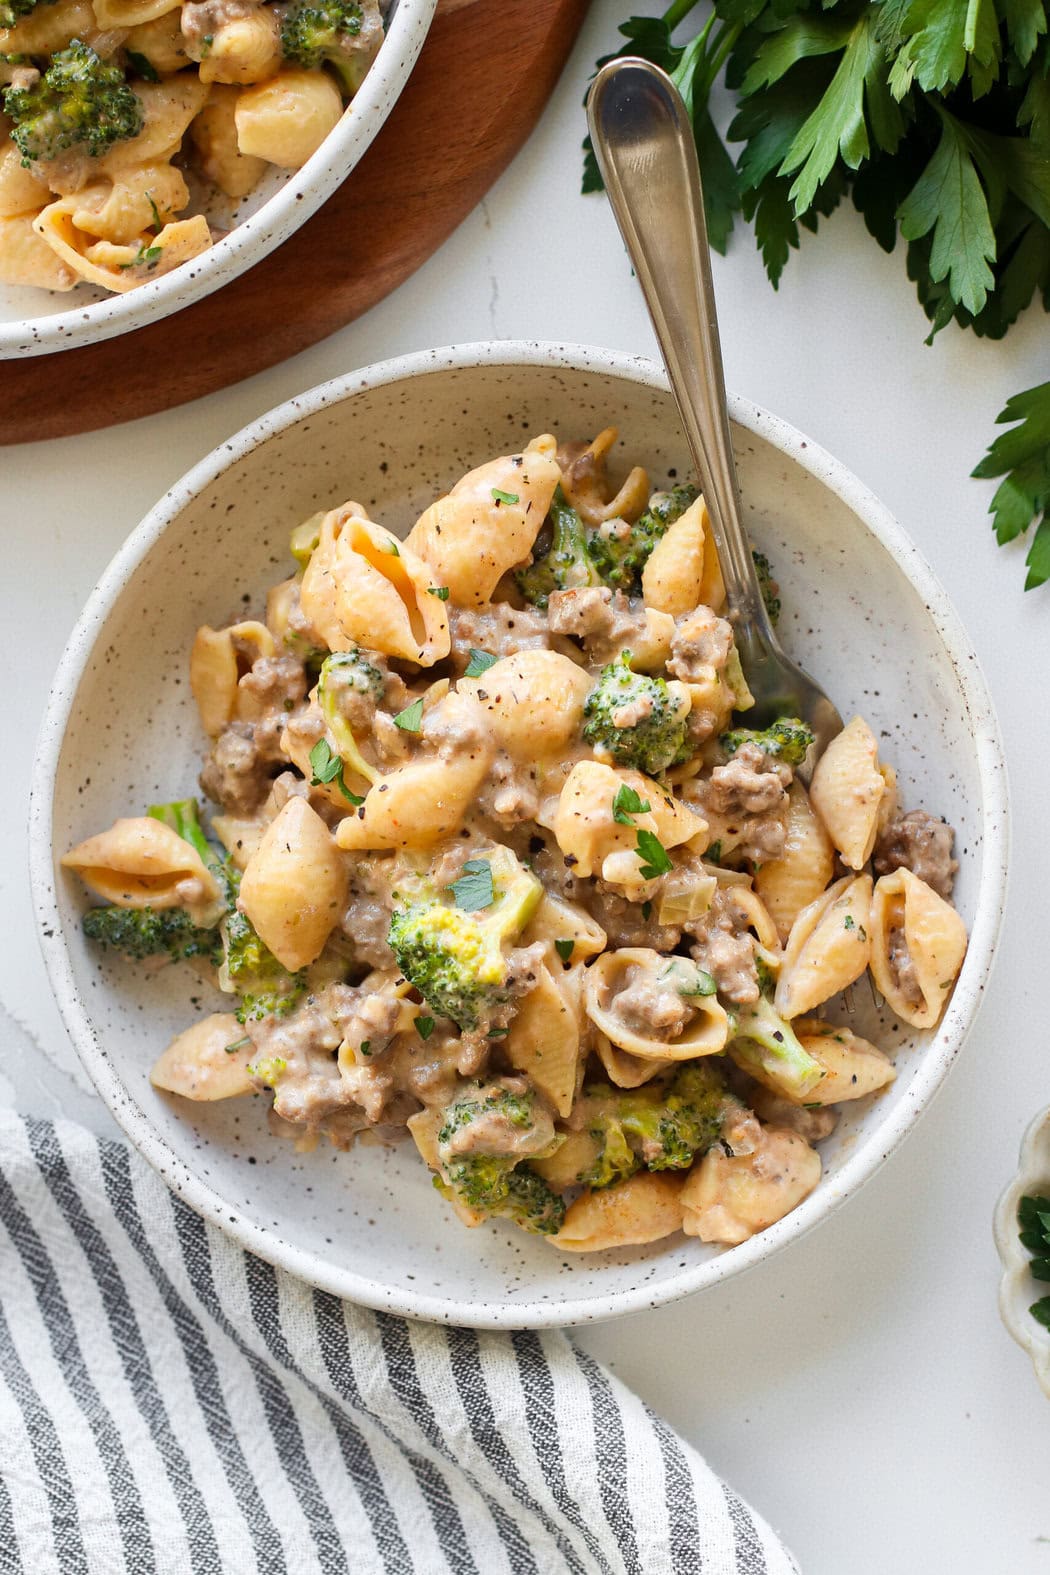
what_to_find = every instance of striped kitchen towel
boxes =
[0,1110,798,1575]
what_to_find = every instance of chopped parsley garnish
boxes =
[393,698,424,732]
[464,648,498,678]
[384,540,400,556]
[554,938,575,963]
[491,488,520,506]
[360,1041,371,1056]
[309,738,365,805]
[126,50,159,81]
[427,586,450,600]
[636,828,673,879]
[416,1015,435,1040]
[612,783,650,825]
[449,859,494,911]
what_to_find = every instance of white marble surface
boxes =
[5,1,1049,1568]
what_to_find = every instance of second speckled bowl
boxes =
[30,343,1009,1327]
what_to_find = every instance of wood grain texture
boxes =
[0,0,590,445]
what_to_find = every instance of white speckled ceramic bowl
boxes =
[30,343,1009,1327]
[0,0,436,358]
[995,1109,1050,1396]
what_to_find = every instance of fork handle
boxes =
[586,56,771,634]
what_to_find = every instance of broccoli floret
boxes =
[82,905,221,963]
[582,652,688,776]
[316,650,384,790]
[752,550,781,626]
[729,990,826,1102]
[435,1081,565,1233]
[279,0,367,93]
[581,1062,729,1188]
[589,483,699,595]
[0,0,45,29]
[387,848,542,1030]
[82,798,233,964]
[720,717,814,768]
[515,487,602,609]
[4,41,142,164]
[437,1162,566,1235]
[221,909,306,1024]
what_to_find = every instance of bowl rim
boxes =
[994,1106,1050,1397]
[0,0,438,359]
[29,340,1010,1328]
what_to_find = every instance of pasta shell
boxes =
[196,10,282,86]
[34,199,211,293]
[550,761,706,890]
[0,0,94,52]
[300,506,450,666]
[405,437,560,606]
[584,948,729,1060]
[93,0,181,30]
[505,963,581,1118]
[239,797,347,970]
[62,817,221,916]
[101,78,210,173]
[523,891,607,962]
[189,620,275,737]
[459,650,592,760]
[531,1130,601,1191]
[553,1171,685,1252]
[774,874,873,1019]
[790,1018,896,1104]
[869,868,967,1029]
[809,716,886,869]
[0,139,50,220]
[558,427,649,527]
[335,746,492,851]
[680,1125,820,1245]
[234,68,342,161]
[593,1033,674,1088]
[755,781,836,944]
[150,1013,253,1101]
[190,84,267,199]
[641,496,707,617]
[0,212,77,291]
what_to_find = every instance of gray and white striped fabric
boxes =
[0,1110,798,1575]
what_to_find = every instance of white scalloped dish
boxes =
[995,1107,1050,1396]
[30,343,1009,1328]
[0,0,436,357]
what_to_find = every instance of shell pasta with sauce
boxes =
[0,0,384,294]
[62,429,970,1255]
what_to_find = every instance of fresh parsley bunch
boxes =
[1018,1193,1050,1328]
[584,0,1050,586]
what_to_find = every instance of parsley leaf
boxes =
[427,586,449,600]
[554,938,575,962]
[612,783,651,824]
[464,648,498,677]
[973,380,1050,588]
[636,828,673,879]
[393,698,424,732]
[309,738,365,805]
[449,858,494,911]
[416,1015,435,1040]
[126,50,160,81]
[898,108,997,317]
[491,488,520,506]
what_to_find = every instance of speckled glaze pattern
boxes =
[29,343,1010,1328]
[0,0,437,358]
[995,1109,1050,1397]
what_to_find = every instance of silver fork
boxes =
[586,56,843,780]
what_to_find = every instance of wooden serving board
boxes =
[1,0,590,444]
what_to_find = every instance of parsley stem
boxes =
[663,0,702,30]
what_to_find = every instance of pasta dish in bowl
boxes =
[0,0,436,353]
[31,343,1007,1325]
